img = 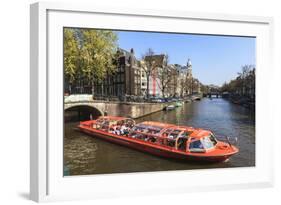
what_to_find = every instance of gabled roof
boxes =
[118,48,138,65]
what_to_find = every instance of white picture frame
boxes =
[30,2,274,202]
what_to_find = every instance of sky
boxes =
[116,30,256,86]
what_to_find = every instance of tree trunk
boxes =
[91,80,95,99]
[79,77,82,94]
[69,84,72,95]
[107,76,110,98]
[146,75,150,98]
[101,83,104,97]
[162,86,166,98]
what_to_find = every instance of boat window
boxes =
[164,128,173,134]
[130,133,144,139]
[209,134,218,146]
[201,137,215,149]
[172,130,181,135]
[125,119,135,128]
[177,137,187,151]
[167,139,175,147]
[101,121,110,130]
[189,140,205,152]
[133,126,146,132]
[133,124,162,134]
[129,132,157,143]
[179,131,190,138]
[167,130,180,140]
[143,134,157,143]
[96,118,105,125]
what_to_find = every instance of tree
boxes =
[220,65,255,97]
[237,65,250,95]
[79,29,118,95]
[140,48,158,98]
[200,84,210,95]
[156,55,173,97]
[64,28,80,93]
[179,78,185,97]
[185,76,193,96]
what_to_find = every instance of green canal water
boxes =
[64,98,255,176]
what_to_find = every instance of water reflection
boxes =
[64,98,255,175]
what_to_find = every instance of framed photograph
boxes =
[30,2,274,202]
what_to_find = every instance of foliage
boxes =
[63,28,118,93]
[64,28,79,83]
[221,65,255,97]
[79,29,118,83]
[140,48,159,98]
[178,69,194,96]
[156,55,174,97]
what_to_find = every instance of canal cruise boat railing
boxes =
[78,116,239,162]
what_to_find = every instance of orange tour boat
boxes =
[78,116,239,162]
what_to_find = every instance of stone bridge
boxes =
[65,101,106,116]
[64,95,170,119]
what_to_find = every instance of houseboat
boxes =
[78,116,239,162]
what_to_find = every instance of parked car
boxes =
[149,97,163,103]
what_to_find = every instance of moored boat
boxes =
[78,116,239,162]
[175,102,183,107]
[165,105,176,110]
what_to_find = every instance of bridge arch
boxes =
[64,104,104,122]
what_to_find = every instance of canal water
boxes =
[64,98,255,176]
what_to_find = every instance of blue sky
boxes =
[116,31,256,86]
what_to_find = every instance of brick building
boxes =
[94,48,141,99]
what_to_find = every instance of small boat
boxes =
[175,102,183,107]
[165,105,176,110]
[78,116,239,162]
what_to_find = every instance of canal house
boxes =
[93,48,142,100]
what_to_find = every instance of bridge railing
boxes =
[64,94,93,103]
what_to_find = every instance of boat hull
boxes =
[78,125,236,163]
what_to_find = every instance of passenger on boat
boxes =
[131,133,142,139]
[177,139,185,150]
[113,125,121,135]
[144,136,149,141]
[130,134,137,139]
[147,136,156,143]
[108,124,117,134]
[108,127,114,134]
[120,124,130,135]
